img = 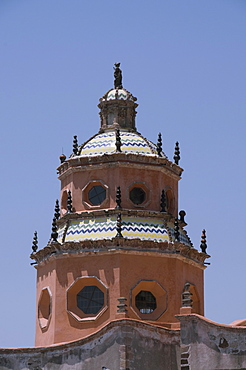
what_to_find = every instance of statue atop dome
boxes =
[114,62,122,89]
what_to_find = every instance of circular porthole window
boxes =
[135,290,157,314]
[77,285,104,315]
[129,187,146,205]
[88,185,106,205]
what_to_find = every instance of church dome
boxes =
[103,88,136,101]
[77,130,166,157]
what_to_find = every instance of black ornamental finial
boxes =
[179,210,186,223]
[59,153,66,163]
[174,141,180,165]
[51,217,58,243]
[160,190,166,213]
[174,218,180,242]
[66,190,72,213]
[182,282,193,307]
[73,135,78,155]
[200,229,207,253]
[32,231,38,253]
[115,129,122,152]
[54,199,60,220]
[116,213,123,238]
[115,186,122,209]
[157,133,162,156]
[114,62,122,89]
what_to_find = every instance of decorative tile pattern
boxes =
[106,89,130,101]
[167,223,192,247]
[80,131,157,157]
[58,216,170,243]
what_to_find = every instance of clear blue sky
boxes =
[0,0,246,347]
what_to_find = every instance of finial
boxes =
[179,210,186,223]
[115,129,122,152]
[59,153,66,163]
[73,135,78,155]
[51,217,58,243]
[200,229,207,253]
[174,141,180,165]
[66,190,72,213]
[54,199,60,220]
[117,297,127,313]
[115,186,122,209]
[114,62,122,89]
[157,133,162,156]
[160,190,166,212]
[182,282,193,307]
[174,218,180,242]
[116,213,123,238]
[32,231,38,253]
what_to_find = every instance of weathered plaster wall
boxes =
[35,249,204,345]
[0,320,180,370]
[178,313,246,370]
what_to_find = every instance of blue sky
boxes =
[0,0,246,347]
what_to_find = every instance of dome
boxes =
[103,88,136,101]
[78,130,166,157]
[57,214,192,246]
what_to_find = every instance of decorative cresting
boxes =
[98,63,138,131]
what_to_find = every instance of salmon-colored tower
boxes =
[31,64,209,346]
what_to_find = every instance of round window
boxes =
[135,290,156,314]
[129,187,146,205]
[88,185,106,205]
[77,286,104,315]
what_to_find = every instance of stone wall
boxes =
[0,319,180,370]
[178,314,246,370]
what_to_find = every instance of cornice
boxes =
[57,153,183,180]
[30,237,209,267]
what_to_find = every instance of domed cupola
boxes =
[31,64,209,347]
[98,63,138,132]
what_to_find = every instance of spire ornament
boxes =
[66,190,73,213]
[59,153,66,163]
[115,186,122,209]
[32,231,38,253]
[157,133,162,156]
[54,199,60,220]
[114,62,122,89]
[51,217,58,243]
[73,135,78,155]
[174,218,180,242]
[200,229,207,253]
[160,190,166,213]
[116,213,123,238]
[179,210,186,223]
[174,141,180,165]
[115,129,122,152]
